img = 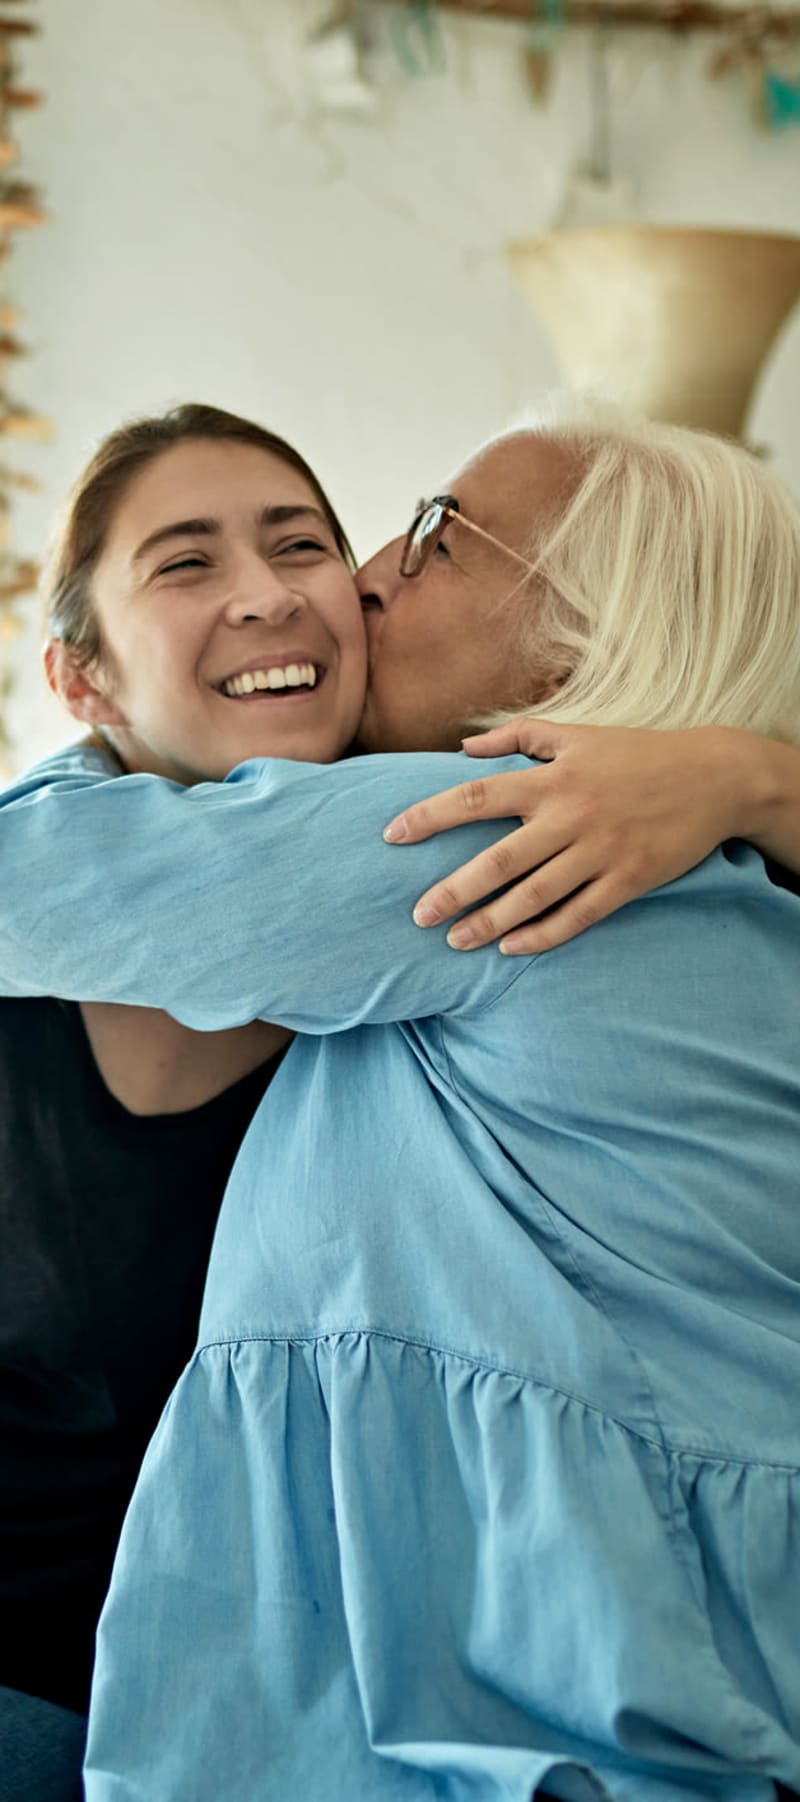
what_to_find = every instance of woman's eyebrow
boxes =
[260,505,328,529]
[131,505,329,569]
[132,518,219,567]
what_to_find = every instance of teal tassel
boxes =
[524,0,567,91]
[763,69,800,129]
[391,2,445,78]
[529,0,567,29]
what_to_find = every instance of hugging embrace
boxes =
[1,400,800,1802]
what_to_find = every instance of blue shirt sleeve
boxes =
[0,743,537,1031]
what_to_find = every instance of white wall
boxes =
[5,0,800,768]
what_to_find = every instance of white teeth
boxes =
[221,662,318,698]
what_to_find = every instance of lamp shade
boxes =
[507,226,800,438]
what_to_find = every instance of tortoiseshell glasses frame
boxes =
[400,494,537,580]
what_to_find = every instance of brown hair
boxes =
[45,402,355,667]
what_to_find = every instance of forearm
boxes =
[0,746,531,1028]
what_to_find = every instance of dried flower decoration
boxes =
[0,0,45,766]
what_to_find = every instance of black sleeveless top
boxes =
[0,997,284,1713]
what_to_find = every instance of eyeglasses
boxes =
[400,494,537,580]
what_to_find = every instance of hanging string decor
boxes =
[707,25,765,118]
[390,1,446,77]
[373,0,800,29]
[523,0,566,104]
[0,0,47,762]
[709,27,800,129]
[372,0,800,125]
[763,67,800,131]
[706,12,800,131]
[305,5,381,114]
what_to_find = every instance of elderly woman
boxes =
[1,406,799,1802]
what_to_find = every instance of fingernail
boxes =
[499,934,522,955]
[383,816,407,842]
[447,924,474,949]
[413,901,439,926]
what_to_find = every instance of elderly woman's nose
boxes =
[356,538,404,612]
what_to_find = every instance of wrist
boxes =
[711,726,784,847]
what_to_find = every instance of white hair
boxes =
[485,402,800,746]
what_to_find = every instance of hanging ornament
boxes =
[390,2,445,79]
[0,337,24,392]
[2,86,42,107]
[0,180,45,227]
[0,668,13,762]
[523,0,565,106]
[0,553,39,601]
[305,5,380,115]
[763,67,800,129]
[0,1,47,760]
[0,462,40,491]
[0,405,52,439]
[553,27,636,228]
[705,19,800,128]
[707,25,766,121]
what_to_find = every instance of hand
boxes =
[383,719,742,954]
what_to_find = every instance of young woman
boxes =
[0,406,361,1802]
[2,403,800,1802]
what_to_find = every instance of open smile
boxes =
[215,660,325,701]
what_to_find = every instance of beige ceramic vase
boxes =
[507,226,800,439]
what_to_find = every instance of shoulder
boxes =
[3,736,118,797]
[222,748,533,805]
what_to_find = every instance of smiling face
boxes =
[356,432,575,754]
[49,438,367,783]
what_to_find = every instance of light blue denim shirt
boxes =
[1,743,799,1802]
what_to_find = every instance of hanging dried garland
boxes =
[707,14,800,130]
[366,1,800,126]
[0,0,47,762]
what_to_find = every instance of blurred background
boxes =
[1,0,799,769]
